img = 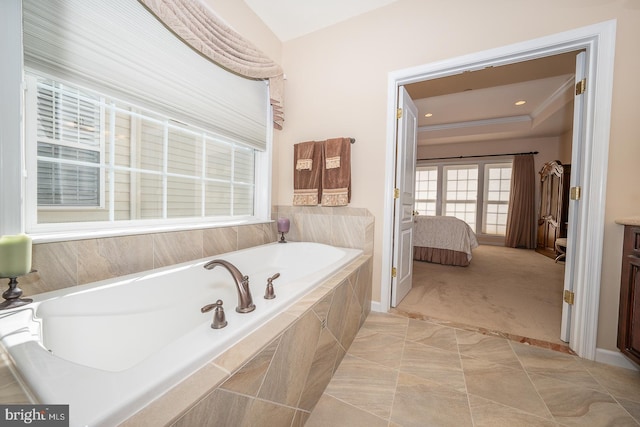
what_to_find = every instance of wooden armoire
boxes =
[536,160,571,259]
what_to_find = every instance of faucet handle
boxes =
[264,273,280,299]
[201,299,228,329]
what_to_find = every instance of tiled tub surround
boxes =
[0,207,375,424]
[126,253,372,427]
[2,242,364,424]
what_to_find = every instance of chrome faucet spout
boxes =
[203,259,255,313]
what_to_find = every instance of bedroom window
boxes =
[483,163,512,235]
[415,166,438,215]
[415,160,513,236]
[443,165,478,232]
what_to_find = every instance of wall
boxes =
[417,136,562,181]
[275,0,640,353]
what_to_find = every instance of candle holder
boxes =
[277,218,290,243]
[0,276,33,310]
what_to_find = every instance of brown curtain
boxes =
[138,0,285,129]
[505,154,536,248]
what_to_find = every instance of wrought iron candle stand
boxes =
[0,274,33,310]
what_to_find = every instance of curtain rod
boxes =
[418,151,538,161]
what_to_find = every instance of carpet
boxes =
[395,244,566,344]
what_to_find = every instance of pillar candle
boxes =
[277,218,290,233]
[0,234,33,278]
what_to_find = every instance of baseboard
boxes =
[595,347,639,371]
[370,301,383,313]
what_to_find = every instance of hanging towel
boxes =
[321,137,351,206]
[293,140,322,205]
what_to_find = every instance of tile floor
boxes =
[306,312,640,427]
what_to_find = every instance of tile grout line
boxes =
[455,328,476,427]
[507,339,557,422]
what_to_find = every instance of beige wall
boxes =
[268,0,640,353]
[417,136,562,179]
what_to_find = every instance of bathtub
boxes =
[0,241,363,427]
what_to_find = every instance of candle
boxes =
[0,234,33,278]
[277,218,290,233]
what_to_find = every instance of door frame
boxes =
[381,20,616,360]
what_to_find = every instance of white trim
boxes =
[419,114,530,132]
[595,348,639,371]
[381,20,617,360]
[0,0,24,236]
[370,300,383,313]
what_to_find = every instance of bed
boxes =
[413,216,479,266]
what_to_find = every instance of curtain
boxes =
[505,154,536,248]
[138,0,285,130]
[23,0,269,150]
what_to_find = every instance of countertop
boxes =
[615,216,640,226]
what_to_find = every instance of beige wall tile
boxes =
[77,235,154,285]
[203,227,238,256]
[172,389,253,427]
[24,241,78,295]
[258,310,322,406]
[153,230,203,268]
[220,339,279,396]
[298,327,342,410]
[237,224,270,249]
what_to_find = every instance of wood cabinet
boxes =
[536,161,571,259]
[618,225,640,366]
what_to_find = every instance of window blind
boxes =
[22,0,268,151]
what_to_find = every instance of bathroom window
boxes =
[25,74,260,230]
[20,0,271,237]
[35,79,104,208]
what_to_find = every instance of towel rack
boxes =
[349,138,355,144]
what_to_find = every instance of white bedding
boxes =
[413,216,479,261]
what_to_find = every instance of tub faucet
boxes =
[203,259,255,313]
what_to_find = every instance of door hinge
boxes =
[392,267,397,278]
[564,290,575,305]
[394,188,400,199]
[575,78,586,95]
[570,186,581,201]
[397,108,403,119]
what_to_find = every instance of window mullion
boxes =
[108,102,116,222]
[230,144,235,216]
[200,133,206,217]
[162,120,168,219]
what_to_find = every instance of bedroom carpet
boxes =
[394,244,566,345]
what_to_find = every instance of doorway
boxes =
[381,20,616,360]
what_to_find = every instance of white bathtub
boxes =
[0,242,362,427]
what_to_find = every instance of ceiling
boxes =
[243,2,579,147]
[406,52,579,146]
[243,0,400,41]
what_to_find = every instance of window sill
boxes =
[30,218,273,244]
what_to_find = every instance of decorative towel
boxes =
[321,137,351,206]
[293,141,322,205]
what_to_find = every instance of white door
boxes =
[560,51,587,343]
[391,87,418,307]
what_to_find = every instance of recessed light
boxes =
[515,100,526,106]
[424,113,433,118]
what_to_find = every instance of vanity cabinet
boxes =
[618,225,640,366]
